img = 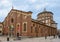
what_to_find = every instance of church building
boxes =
[1,8,57,37]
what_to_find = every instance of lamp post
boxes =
[7,25,14,41]
[10,25,14,37]
[9,25,14,37]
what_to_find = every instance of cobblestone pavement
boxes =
[0,36,60,42]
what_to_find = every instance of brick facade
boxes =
[2,9,57,37]
[0,22,3,35]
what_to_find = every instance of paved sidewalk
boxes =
[0,36,60,42]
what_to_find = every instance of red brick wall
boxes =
[3,9,57,37]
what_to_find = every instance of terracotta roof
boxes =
[32,19,44,24]
[11,9,32,13]
[37,11,53,16]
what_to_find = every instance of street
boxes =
[0,36,60,42]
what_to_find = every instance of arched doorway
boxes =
[16,23,20,37]
[17,33,19,37]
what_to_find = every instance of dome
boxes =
[37,8,53,16]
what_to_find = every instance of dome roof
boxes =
[37,8,53,16]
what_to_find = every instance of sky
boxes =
[0,0,60,29]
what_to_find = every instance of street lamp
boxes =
[9,25,14,37]
[10,25,14,37]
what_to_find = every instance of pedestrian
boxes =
[7,36,9,41]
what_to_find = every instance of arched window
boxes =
[11,18,14,23]
[23,23,27,31]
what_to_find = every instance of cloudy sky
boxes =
[0,0,60,29]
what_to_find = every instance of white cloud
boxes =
[0,0,12,22]
[34,2,49,10]
[35,5,40,10]
[0,8,10,17]
[0,0,12,7]
[27,0,37,3]
[0,0,13,22]
[0,9,9,22]
[14,5,29,11]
